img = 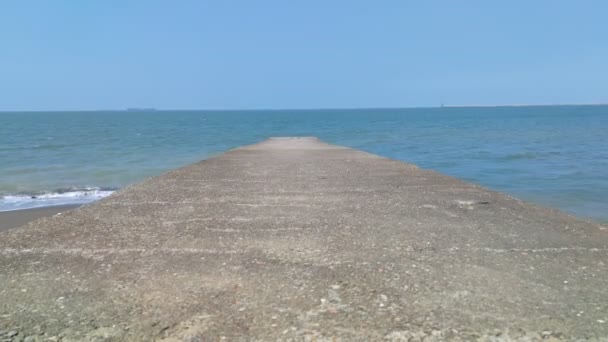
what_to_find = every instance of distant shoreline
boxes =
[440,103,608,108]
[0,103,607,113]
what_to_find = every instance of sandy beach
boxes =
[0,205,80,233]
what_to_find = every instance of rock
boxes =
[6,331,18,338]
[544,337,563,342]
[327,289,341,304]
[84,327,124,342]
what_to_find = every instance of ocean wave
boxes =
[501,151,562,161]
[0,188,116,212]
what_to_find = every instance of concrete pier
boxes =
[1,137,607,341]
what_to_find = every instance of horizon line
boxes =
[1,102,607,113]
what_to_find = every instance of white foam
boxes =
[0,188,115,212]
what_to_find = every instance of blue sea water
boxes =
[0,106,607,222]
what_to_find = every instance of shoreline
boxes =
[0,204,81,233]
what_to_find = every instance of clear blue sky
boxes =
[1,1,607,110]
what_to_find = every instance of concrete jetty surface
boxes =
[1,137,607,341]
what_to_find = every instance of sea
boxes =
[1,106,607,223]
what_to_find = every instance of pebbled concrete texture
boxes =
[0,137,607,341]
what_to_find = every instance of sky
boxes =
[1,1,607,110]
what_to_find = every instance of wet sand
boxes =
[0,205,80,232]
